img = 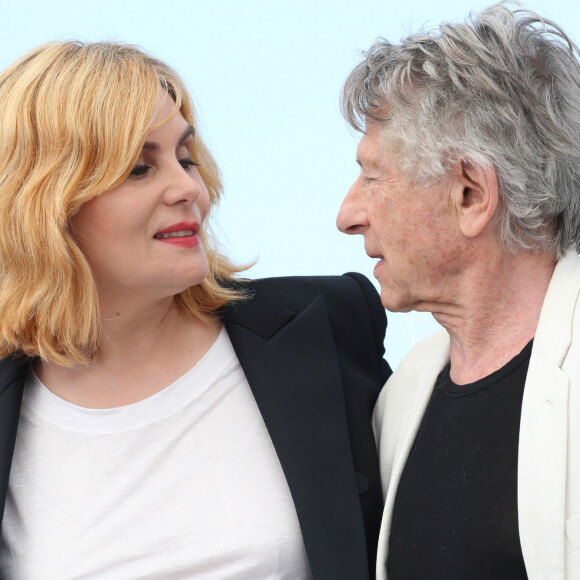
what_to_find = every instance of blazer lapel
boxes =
[375,335,449,580]
[518,354,568,580]
[223,286,369,579]
[0,357,27,523]
[517,252,580,580]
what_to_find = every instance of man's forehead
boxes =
[357,128,387,167]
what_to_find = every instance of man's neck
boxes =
[432,248,557,385]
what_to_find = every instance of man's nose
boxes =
[336,178,368,235]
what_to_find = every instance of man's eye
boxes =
[180,158,200,171]
[129,164,151,177]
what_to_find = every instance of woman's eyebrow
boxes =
[178,125,195,145]
[142,125,195,152]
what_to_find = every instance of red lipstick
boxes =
[153,221,200,247]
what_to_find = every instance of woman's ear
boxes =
[452,159,499,238]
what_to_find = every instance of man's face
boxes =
[336,122,464,313]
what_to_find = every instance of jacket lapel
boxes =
[0,357,27,523]
[374,333,449,580]
[223,284,369,579]
[518,252,580,580]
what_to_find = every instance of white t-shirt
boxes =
[0,328,312,579]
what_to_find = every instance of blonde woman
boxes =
[0,42,390,579]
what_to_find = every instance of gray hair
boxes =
[342,2,580,256]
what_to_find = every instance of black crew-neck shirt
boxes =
[387,341,533,579]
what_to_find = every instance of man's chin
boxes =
[379,287,414,313]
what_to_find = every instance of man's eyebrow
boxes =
[142,125,195,152]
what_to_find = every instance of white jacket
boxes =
[374,251,580,580]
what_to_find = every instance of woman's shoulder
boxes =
[234,272,382,312]
[223,274,387,376]
[0,355,29,387]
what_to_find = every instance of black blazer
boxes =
[0,273,390,579]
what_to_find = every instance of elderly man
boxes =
[337,3,580,579]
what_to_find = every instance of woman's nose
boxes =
[164,162,202,206]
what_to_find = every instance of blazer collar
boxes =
[222,278,295,340]
[533,250,580,364]
[223,284,370,579]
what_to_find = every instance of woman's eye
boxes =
[128,159,199,178]
[129,164,151,177]
[180,158,200,171]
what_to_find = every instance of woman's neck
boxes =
[36,296,222,408]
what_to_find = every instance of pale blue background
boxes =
[2,0,578,367]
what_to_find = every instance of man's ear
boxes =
[452,159,499,238]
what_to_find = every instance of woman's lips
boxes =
[153,222,200,247]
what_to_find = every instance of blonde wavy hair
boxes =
[0,41,245,366]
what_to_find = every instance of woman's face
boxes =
[72,94,211,303]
